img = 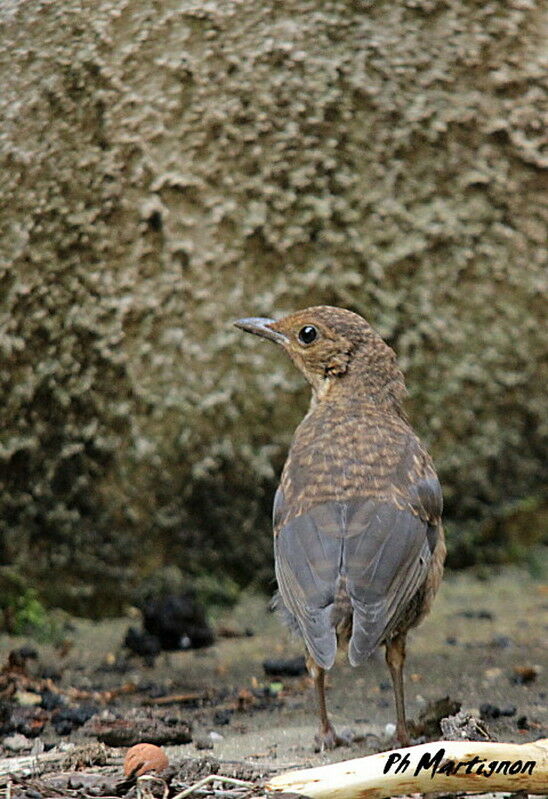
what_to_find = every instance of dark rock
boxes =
[0,700,12,732]
[86,713,192,747]
[480,703,516,720]
[124,626,161,665]
[500,705,517,717]
[40,690,65,711]
[491,635,513,648]
[480,703,500,720]
[512,665,538,684]
[52,705,98,735]
[7,647,38,672]
[263,656,307,677]
[9,706,48,738]
[408,697,462,739]
[213,709,233,726]
[14,646,39,661]
[457,610,494,620]
[194,736,214,750]
[174,756,221,783]
[142,593,215,651]
[38,772,120,796]
[38,666,62,681]
[145,683,168,699]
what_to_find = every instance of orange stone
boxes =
[123,743,169,777]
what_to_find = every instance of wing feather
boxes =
[273,483,441,668]
[274,504,341,669]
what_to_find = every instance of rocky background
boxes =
[0,0,546,615]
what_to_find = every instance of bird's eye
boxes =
[298,325,318,345]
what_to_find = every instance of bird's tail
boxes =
[331,576,353,644]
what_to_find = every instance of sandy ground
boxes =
[162,566,547,771]
[1,566,546,781]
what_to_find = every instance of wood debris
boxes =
[266,737,548,798]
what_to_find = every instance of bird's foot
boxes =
[396,723,411,748]
[385,720,411,747]
[314,723,354,752]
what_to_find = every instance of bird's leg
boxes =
[385,633,411,746]
[307,658,347,751]
[313,666,340,751]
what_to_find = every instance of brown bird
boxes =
[234,306,445,750]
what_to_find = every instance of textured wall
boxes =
[0,0,546,612]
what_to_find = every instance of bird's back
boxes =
[273,397,443,669]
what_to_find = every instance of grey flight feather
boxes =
[274,490,439,669]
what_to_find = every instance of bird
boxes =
[234,306,445,750]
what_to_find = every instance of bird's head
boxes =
[234,306,406,406]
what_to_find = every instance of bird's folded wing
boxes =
[274,498,344,669]
[274,477,442,669]
[343,500,431,665]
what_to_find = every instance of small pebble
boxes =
[480,702,517,720]
[213,708,232,726]
[3,733,32,752]
[512,665,538,684]
[40,690,65,711]
[458,609,493,620]
[195,736,214,750]
[339,727,355,744]
[123,743,169,777]
[14,690,42,706]
[384,722,396,738]
[263,655,307,677]
[208,731,224,741]
[491,635,513,649]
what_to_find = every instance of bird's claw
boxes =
[314,724,354,752]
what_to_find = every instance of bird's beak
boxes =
[233,317,288,344]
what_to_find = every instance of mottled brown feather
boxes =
[236,306,445,672]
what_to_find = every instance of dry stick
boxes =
[172,775,255,799]
[0,748,75,785]
[144,691,208,706]
[266,738,548,798]
[0,744,119,787]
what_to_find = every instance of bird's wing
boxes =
[274,491,342,669]
[273,471,442,670]
[343,495,432,666]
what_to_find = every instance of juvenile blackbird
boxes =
[234,306,445,750]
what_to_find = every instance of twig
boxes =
[172,774,255,799]
[0,746,76,785]
[144,691,209,706]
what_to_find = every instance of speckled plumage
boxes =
[235,306,446,749]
